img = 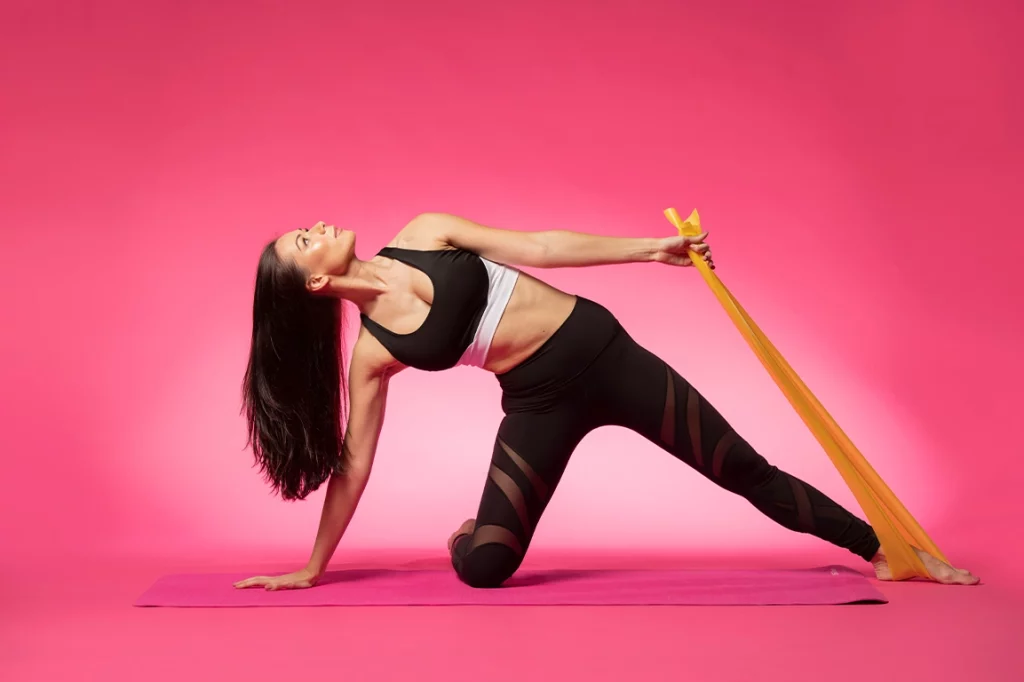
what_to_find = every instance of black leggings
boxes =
[450,296,880,588]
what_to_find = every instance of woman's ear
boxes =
[306,274,331,294]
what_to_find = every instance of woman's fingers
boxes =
[669,235,708,251]
[674,254,714,269]
[234,571,316,590]
[656,233,716,268]
[267,579,310,591]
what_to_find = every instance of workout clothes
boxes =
[359,247,520,371]
[450,295,881,588]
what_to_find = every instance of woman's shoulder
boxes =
[384,213,461,251]
[382,213,444,249]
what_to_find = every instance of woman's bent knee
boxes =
[452,547,522,588]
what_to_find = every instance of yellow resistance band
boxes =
[665,207,945,580]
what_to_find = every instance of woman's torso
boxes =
[361,224,576,375]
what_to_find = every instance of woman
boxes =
[235,213,978,590]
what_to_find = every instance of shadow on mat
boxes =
[314,568,598,587]
[503,570,602,587]
[315,569,395,585]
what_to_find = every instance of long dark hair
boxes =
[241,240,349,501]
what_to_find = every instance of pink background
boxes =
[1,0,1021,571]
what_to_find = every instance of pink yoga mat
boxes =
[135,566,886,607]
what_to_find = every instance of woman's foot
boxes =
[870,547,980,585]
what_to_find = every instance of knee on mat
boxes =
[454,548,522,589]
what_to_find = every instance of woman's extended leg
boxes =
[591,329,882,561]
[450,408,591,588]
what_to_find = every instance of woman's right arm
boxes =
[235,330,398,590]
[305,336,396,577]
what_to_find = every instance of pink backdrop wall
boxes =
[2,0,1021,566]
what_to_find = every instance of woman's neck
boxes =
[328,257,390,311]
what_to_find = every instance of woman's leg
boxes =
[450,408,592,588]
[592,330,881,561]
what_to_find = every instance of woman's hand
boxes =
[233,566,321,591]
[448,518,476,553]
[653,233,714,269]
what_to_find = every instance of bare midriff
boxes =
[480,272,577,375]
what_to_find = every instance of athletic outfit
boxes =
[361,247,881,588]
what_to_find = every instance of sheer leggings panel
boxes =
[450,409,589,588]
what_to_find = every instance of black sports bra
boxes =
[359,247,489,371]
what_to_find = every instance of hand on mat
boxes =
[233,567,320,591]
[653,233,714,269]
[447,518,476,553]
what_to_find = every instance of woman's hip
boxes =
[496,296,623,414]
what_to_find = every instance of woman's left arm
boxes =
[418,212,710,269]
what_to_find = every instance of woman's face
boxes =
[275,221,357,284]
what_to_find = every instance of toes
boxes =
[950,566,979,584]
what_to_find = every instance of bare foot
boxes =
[871,547,980,585]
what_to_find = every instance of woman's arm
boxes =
[305,333,396,577]
[235,331,397,590]
[418,212,709,269]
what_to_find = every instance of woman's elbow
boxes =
[526,233,555,268]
